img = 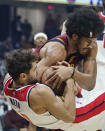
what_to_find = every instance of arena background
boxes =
[0,0,104,131]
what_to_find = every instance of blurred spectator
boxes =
[22,41,32,49]
[0,58,6,90]
[1,109,29,131]
[22,19,32,41]
[11,16,23,44]
[0,93,9,121]
[0,41,9,58]
[32,32,48,57]
[6,37,14,51]
[44,14,60,39]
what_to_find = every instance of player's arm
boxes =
[29,79,76,123]
[73,41,97,91]
[3,73,11,85]
[36,42,66,81]
[47,41,97,91]
[73,57,97,91]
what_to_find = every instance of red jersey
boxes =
[49,34,83,67]
[98,12,105,23]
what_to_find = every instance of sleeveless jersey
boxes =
[49,34,83,67]
[98,12,105,23]
[4,77,73,130]
[4,77,105,131]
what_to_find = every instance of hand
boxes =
[73,82,80,96]
[88,41,97,58]
[56,61,70,67]
[46,66,74,89]
[66,79,80,96]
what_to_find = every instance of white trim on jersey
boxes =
[100,12,105,17]
[3,77,12,87]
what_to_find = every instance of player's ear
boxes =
[72,34,79,40]
[20,73,27,81]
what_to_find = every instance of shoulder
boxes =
[40,42,66,60]
[30,84,54,98]
[29,84,55,108]
[3,73,11,85]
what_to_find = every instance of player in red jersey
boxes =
[4,49,78,130]
[98,0,105,23]
[4,49,105,131]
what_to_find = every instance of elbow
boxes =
[85,86,94,91]
[87,87,94,91]
[87,81,96,91]
[63,115,75,123]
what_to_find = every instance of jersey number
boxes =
[9,98,20,108]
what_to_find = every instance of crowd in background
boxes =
[0,8,63,131]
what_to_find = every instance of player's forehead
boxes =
[36,36,46,40]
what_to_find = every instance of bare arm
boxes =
[47,41,97,91]
[29,79,76,123]
[73,57,97,91]
[36,42,66,81]
[73,42,97,91]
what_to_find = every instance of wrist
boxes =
[70,68,75,79]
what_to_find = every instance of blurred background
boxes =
[0,0,103,131]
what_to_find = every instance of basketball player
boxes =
[98,0,105,46]
[32,32,48,56]
[4,49,79,130]
[58,5,105,131]
[36,8,104,92]
[4,8,105,131]
[98,0,105,23]
[4,49,105,131]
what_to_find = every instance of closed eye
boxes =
[87,39,92,44]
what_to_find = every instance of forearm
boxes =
[36,62,48,82]
[71,57,97,91]
[73,69,96,91]
[64,79,76,120]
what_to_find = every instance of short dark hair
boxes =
[5,49,38,80]
[65,8,104,38]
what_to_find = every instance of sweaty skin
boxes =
[41,66,66,96]
[4,73,77,123]
[37,38,97,91]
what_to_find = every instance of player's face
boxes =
[26,61,38,84]
[34,36,47,47]
[77,37,97,56]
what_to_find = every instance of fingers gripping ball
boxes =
[42,67,65,96]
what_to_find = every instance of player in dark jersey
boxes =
[36,7,104,92]
[4,49,105,131]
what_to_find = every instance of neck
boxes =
[67,38,77,56]
[12,81,24,89]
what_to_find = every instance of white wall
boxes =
[17,4,68,37]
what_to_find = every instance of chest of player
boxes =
[65,53,84,67]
